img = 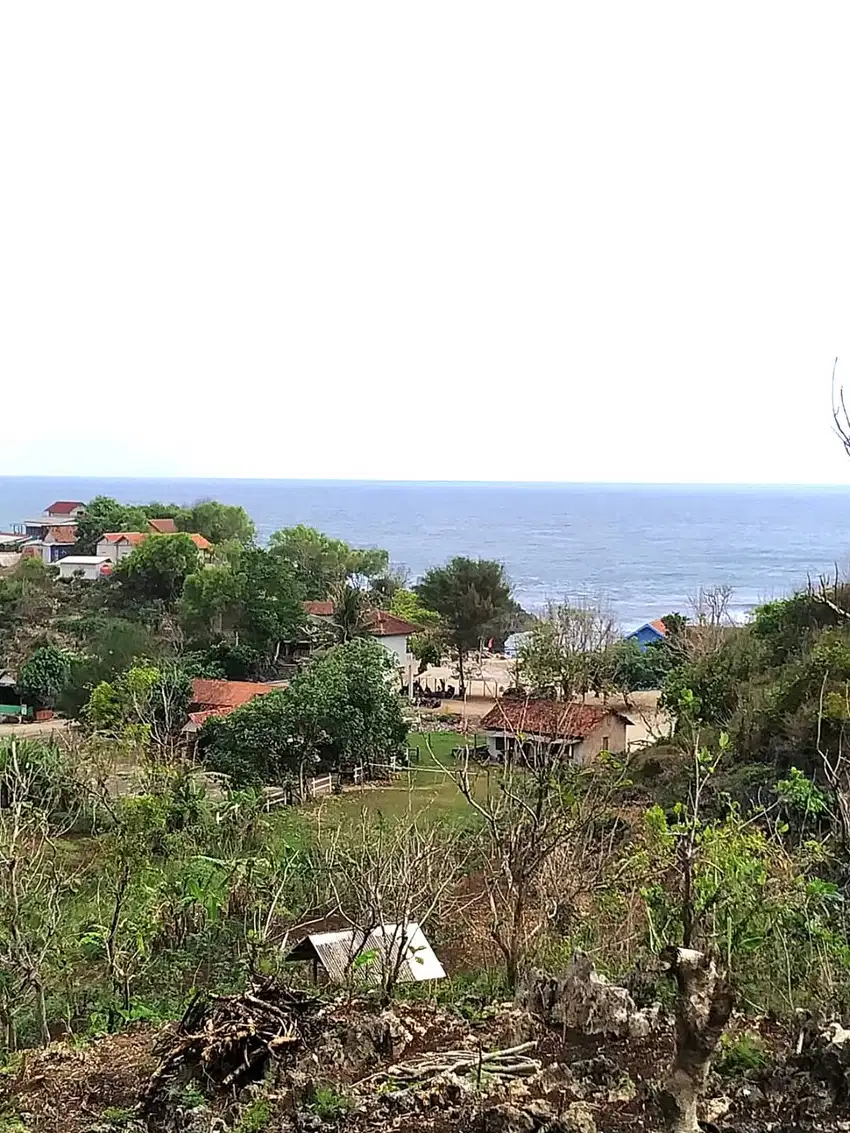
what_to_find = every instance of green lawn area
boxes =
[306,731,483,827]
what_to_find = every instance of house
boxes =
[57,556,112,581]
[479,698,633,765]
[97,531,213,564]
[302,601,421,691]
[184,678,276,733]
[285,923,445,987]
[45,501,85,518]
[627,618,668,651]
[148,518,178,534]
[0,670,32,722]
[39,525,78,563]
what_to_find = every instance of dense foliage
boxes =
[199,638,407,785]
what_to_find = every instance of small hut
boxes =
[285,923,445,987]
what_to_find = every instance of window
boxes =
[602,735,610,751]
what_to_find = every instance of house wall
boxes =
[375,634,409,670]
[484,711,628,766]
[573,714,628,764]
[96,540,134,563]
[628,625,664,651]
[58,560,104,581]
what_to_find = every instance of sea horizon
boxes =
[2,475,849,628]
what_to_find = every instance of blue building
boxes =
[627,618,668,651]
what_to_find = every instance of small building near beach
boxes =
[479,698,632,765]
[626,618,668,651]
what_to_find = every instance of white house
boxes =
[96,532,149,563]
[97,531,213,564]
[302,601,421,691]
[57,556,112,581]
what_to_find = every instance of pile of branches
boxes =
[139,980,320,1112]
[362,1041,541,1089]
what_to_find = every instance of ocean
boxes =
[2,477,849,629]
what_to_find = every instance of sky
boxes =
[1,3,850,484]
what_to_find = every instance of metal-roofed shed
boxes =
[285,923,445,986]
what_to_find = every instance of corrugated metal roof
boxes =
[286,923,445,985]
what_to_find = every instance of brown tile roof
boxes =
[304,600,335,616]
[302,601,419,636]
[101,530,210,551]
[148,518,178,534]
[102,531,148,546]
[45,501,84,515]
[46,526,77,544]
[190,679,275,710]
[479,698,613,738]
[363,609,422,637]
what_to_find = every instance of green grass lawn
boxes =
[305,731,484,827]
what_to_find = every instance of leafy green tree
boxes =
[177,500,255,545]
[330,580,370,642]
[268,525,388,599]
[609,637,676,692]
[389,589,445,671]
[114,535,200,604]
[84,662,191,753]
[181,547,305,668]
[518,600,619,699]
[17,646,73,709]
[74,497,150,554]
[200,638,405,785]
[56,617,159,718]
[416,557,513,693]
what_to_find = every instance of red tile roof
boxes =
[304,600,335,616]
[302,601,419,636]
[101,530,210,551]
[46,526,77,544]
[190,679,275,710]
[479,699,614,738]
[102,531,148,546]
[364,609,422,637]
[148,518,178,534]
[45,501,84,515]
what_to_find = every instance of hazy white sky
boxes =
[2,3,849,483]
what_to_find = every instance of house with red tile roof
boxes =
[96,531,213,564]
[302,600,421,690]
[184,678,278,732]
[479,697,633,765]
[148,517,178,534]
[45,501,85,517]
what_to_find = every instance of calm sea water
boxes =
[2,477,849,629]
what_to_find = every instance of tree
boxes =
[518,600,619,700]
[178,500,255,545]
[200,638,406,786]
[84,662,191,756]
[181,547,305,668]
[330,580,370,642]
[17,646,72,709]
[74,497,150,555]
[452,725,628,990]
[268,525,389,599]
[114,534,201,604]
[415,557,513,694]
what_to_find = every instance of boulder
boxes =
[518,955,656,1039]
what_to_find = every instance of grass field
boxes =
[306,731,482,827]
